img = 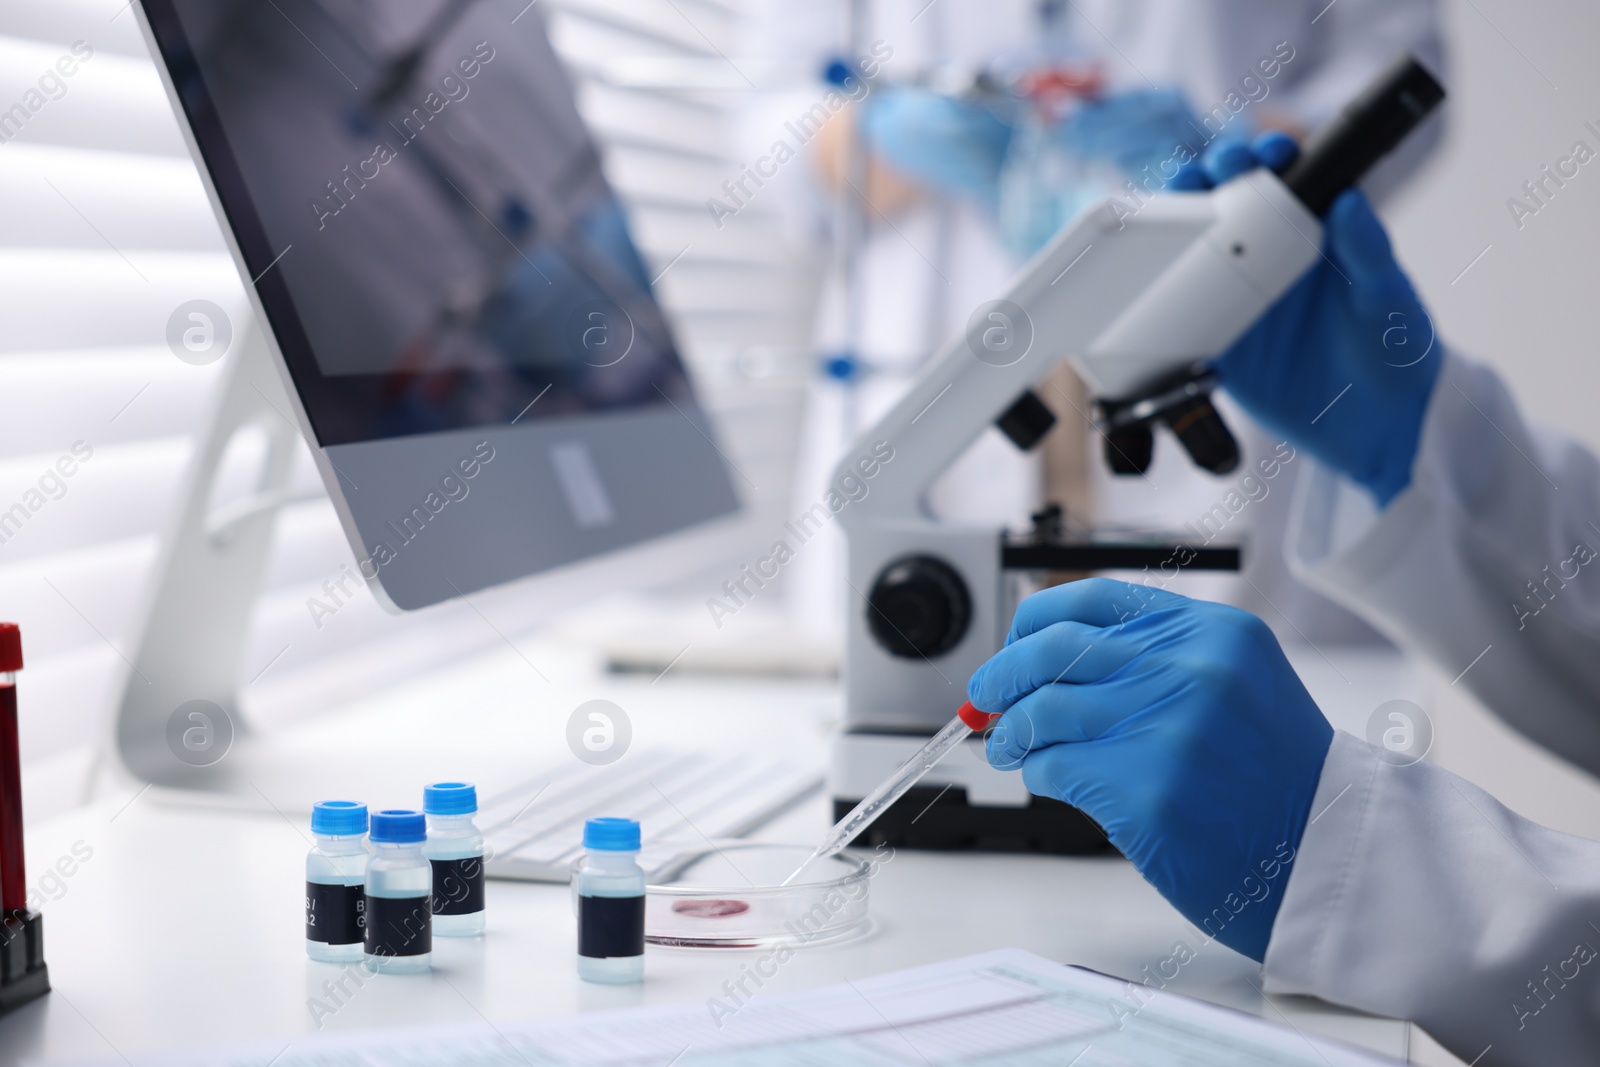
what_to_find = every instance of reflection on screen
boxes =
[159,0,692,445]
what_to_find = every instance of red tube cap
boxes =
[0,623,20,672]
[957,700,998,732]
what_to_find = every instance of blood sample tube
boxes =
[0,623,26,914]
[0,622,48,1013]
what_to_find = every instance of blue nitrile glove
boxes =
[1064,87,1202,174]
[859,87,1013,204]
[1206,133,1442,508]
[969,578,1334,961]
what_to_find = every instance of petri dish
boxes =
[640,841,872,948]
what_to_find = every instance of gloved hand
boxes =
[970,578,1334,961]
[1064,87,1201,174]
[1206,133,1442,507]
[859,87,1013,205]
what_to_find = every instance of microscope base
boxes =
[829,732,1114,856]
[832,787,1111,854]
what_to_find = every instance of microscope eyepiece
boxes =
[1280,54,1445,217]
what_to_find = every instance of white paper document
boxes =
[82,949,1401,1065]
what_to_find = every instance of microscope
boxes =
[830,56,1445,852]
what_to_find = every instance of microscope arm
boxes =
[834,170,1319,529]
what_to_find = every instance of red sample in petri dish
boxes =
[671,898,750,919]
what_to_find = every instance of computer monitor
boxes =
[136,0,740,612]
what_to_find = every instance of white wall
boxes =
[1391,2,1600,446]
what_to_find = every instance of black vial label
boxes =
[364,895,432,958]
[431,856,486,916]
[305,881,364,946]
[578,894,645,959]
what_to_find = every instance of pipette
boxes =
[781,701,998,886]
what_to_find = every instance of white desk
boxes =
[0,638,1412,1064]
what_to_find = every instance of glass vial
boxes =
[306,800,368,963]
[364,810,431,974]
[576,817,645,984]
[422,782,485,937]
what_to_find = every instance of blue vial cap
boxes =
[369,809,426,844]
[423,781,478,816]
[583,817,640,852]
[311,800,368,836]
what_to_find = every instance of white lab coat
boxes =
[1263,350,1600,1065]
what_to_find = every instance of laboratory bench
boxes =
[0,637,1415,1064]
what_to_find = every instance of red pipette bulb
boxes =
[957,700,999,732]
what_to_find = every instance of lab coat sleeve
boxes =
[1264,731,1600,1066]
[1287,349,1600,778]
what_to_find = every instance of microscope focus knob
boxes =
[866,556,971,659]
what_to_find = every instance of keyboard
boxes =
[479,748,823,882]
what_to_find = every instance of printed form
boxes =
[84,949,1400,1065]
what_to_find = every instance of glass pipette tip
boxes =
[780,701,997,887]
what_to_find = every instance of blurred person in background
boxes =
[736,0,1444,645]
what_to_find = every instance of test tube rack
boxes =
[0,912,48,1014]
[0,624,49,1015]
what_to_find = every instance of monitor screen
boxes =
[141,0,694,448]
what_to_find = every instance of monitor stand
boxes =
[96,329,694,813]
[107,325,323,799]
